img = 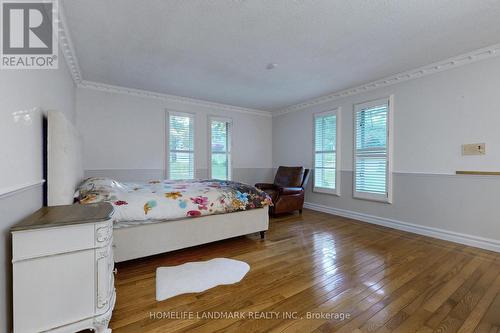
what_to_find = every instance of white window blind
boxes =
[314,110,339,194]
[168,113,194,180]
[210,118,231,180]
[354,97,392,202]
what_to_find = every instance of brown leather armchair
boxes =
[255,166,310,215]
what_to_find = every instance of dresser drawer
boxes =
[12,223,96,262]
[13,249,96,332]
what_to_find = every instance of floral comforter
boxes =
[76,177,272,223]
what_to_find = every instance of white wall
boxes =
[273,55,500,249]
[0,63,76,191]
[76,87,273,184]
[0,49,76,332]
[274,56,500,173]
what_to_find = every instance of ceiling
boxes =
[63,0,500,111]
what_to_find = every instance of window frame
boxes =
[313,108,341,196]
[352,96,393,203]
[165,110,196,180]
[208,116,232,180]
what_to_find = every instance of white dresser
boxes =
[11,203,115,333]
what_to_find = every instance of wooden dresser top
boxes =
[11,203,114,232]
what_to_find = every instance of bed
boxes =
[46,110,270,262]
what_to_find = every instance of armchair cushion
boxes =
[279,187,303,195]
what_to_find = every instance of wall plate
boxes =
[462,143,485,155]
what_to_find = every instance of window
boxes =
[209,117,232,180]
[314,109,339,194]
[168,112,194,180]
[354,97,392,202]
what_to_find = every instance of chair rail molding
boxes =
[0,180,45,199]
[274,43,500,116]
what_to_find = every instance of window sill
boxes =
[353,193,392,204]
[313,187,340,196]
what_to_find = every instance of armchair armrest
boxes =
[279,187,303,195]
[255,183,276,190]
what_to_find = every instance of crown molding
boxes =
[78,80,272,117]
[57,1,83,84]
[57,3,500,119]
[274,43,500,117]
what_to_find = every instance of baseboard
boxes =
[303,202,500,253]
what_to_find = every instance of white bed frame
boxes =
[113,208,268,262]
[47,111,269,262]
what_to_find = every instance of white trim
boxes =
[78,80,272,117]
[313,108,341,196]
[393,171,500,179]
[341,170,500,178]
[208,116,233,180]
[162,110,168,179]
[169,110,195,118]
[313,187,339,196]
[351,191,392,203]
[303,202,500,253]
[274,43,500,116]
[58,1,82,83]
[392,171,453,176]
[387,95,394,202]
[165,110,196,180]
[57,6,500,120]
[354,97,390,112]
[0,180,45,199]
[310,170,500,180]
[353,96,393,203]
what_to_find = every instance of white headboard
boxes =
[47,110,84,206]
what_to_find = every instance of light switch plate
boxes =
[462,143,486,155]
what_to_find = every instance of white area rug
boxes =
[156,258,250,301]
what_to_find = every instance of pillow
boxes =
[75,177,124,204]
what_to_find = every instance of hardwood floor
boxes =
[110,209,500,333]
